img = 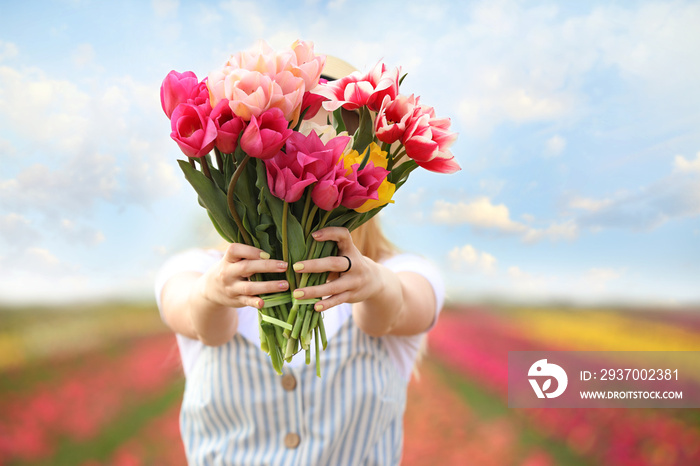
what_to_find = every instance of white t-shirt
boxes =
[154,249,445,380]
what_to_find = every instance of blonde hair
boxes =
[350,216,397,262]
[353,217,427,380]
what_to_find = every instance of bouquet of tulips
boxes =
[161,40,459,376]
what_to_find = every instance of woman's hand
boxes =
[160,243,289,346]
[290,227,383,312]
[194,243,289,311]
[289,227,437,337]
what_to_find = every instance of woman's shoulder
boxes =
[380,252,442,279]
[154,248,223,301]
[160,248,223,273]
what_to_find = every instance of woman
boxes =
[155,56,445,465]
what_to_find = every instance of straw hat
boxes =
[321,55,358,80]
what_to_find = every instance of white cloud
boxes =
[0,65,91,152]
[585,267,622,283]
[328,0,347,10]
[444,1,700,135]
[448,244,497,274]
[522,220,578,243]
[433,197,527,232]
[575,153,700,231]
[25,247,61,268]
[0,137,15,157]
[569,196,613,212]
[0,157,120,216]
[152,0,179,17]
[72,43,95,68]
[545,135,566,157]
[674,152,700,174]
[60,219,106,246]
[220,1,266,38]
[0,41,18,62]
[432,197,577,242]
[0,64,181,219]
[0,213,40,246]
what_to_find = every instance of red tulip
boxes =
[239,107,292,159]
[169,103,217,158]
[160,70,205,119]
[210,99,246,154]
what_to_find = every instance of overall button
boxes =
[281,373,297,391]
[284,432,300,449]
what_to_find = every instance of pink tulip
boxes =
[414,152,461,174]
[264,152,316,204]
[401,107,460,173]
[190,79,211,113]
[375,94,418,144]
[285,130,351,180]
[169,103,217,158]
[210,99,246,154]
[289,40,326,90]
[311,164,351,211]
[300,91,327,120]
[316,62,400,112]
[269,70,306,126]
[340,162,388,209]
[364,63,401,112]
[239,107,292,159]
[160,70,201,119]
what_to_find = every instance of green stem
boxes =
[284,301,298,338]
[300,192,312,233]
[281,201,295,288]
[319,317,327,350]
[284,337,298,361]
[392,149,407,167]
[300,306,313,347]
[315,326,321,377]
[291,306,305,339]
[199,156,212,179]
[310,308,320,332]
[226,155,252,245]
[214,147,224,170]
[304,205,319,238]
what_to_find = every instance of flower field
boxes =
[1,303,699,465]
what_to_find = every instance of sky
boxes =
[0,0,698,307]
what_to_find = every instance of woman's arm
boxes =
[159,243,290,346]
[290,227,438,337]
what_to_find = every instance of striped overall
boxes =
[180,314,408,465]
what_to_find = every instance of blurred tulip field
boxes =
[1,303,699,466]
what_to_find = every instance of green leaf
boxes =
[178,160,239,241]
[255,158,306,264]
[388,159,418,185]
[357,145,372,171]
[332,108,346,133]
[260,313,293,331]
[207,211,233,242]
[266,192,307,265]
[223,152,236,184]
[209,164,226,191]
[351,107,374,156]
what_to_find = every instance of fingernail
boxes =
[293,263,304,272]
[258,299,264,309]
[278,261,288,269]
[293,290,305,299]
[314,303,323,311]
[312,231,321,239]
[278,281,288,289]
[260,251,270,260]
